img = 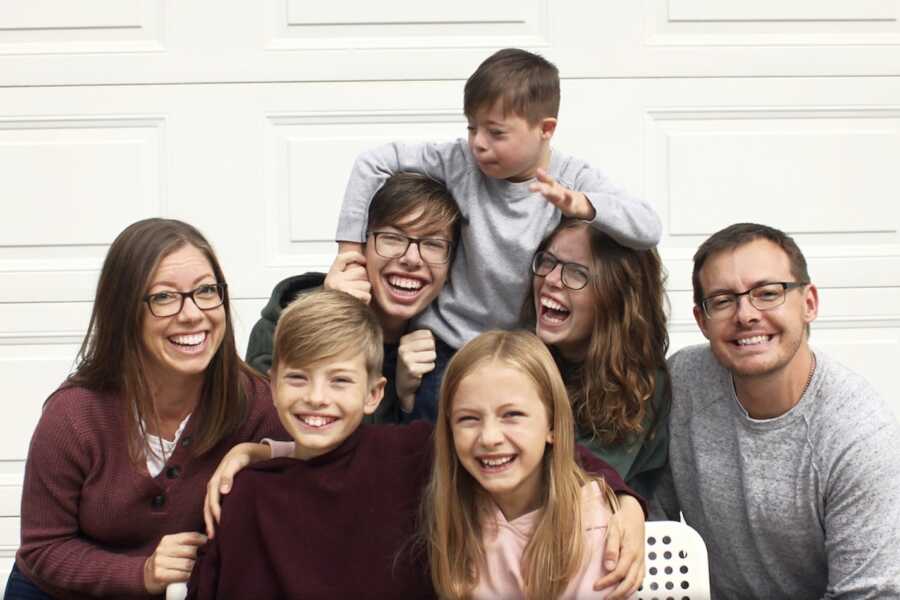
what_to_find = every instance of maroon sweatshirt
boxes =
[17,376,285,600]
[187,421,640,600]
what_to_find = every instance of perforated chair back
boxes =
[635,520,711,600]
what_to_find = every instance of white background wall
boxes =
[1,0,899,584]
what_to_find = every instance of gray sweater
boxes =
[336,139,662,348]
[654,345,900,599]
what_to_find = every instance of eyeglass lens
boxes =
[147,284,225,317]
[373,232,451,263]
[531,252,590,290]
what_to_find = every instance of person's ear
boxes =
[363,376,386,415]
[802,283,819,325]
[540,117,557,140]
[693,305,711,340]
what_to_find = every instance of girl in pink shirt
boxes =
[423,330,619,600]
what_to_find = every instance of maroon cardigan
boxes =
[186,422,640,600]
[16,376,285,600]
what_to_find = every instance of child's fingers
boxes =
[603,558,643,600]
[331,251,367,271]
[534,168,554,184]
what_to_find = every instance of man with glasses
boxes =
[653,223,900,598]
[245,172,460,424]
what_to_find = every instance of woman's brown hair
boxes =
[69,218,257,461]
[524,220,670,445]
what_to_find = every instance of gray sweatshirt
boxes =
[336,139,662,348]
[654,344,900,599]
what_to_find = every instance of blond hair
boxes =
[272,289,383,379]
[423,330,617,600]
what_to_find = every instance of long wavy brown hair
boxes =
[524,220,670,446]
[68,218,257,462]
[423,330,617,600]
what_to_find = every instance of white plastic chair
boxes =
[166,582,188,600]
[635,520,711,600]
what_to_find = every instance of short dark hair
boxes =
[367,173,459,241]
[463,48,560,125]
[692,223,811,307]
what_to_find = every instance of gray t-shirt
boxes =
[654,345,900,599]
[336,139,662,348]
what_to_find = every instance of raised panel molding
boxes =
[267,0,549,50]
[647,0,900,46]
[264,110,464,269]
[645,107,900,237]
[0,0,164,55]
[0,116,165,297]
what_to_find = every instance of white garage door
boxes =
[1,0,898,580]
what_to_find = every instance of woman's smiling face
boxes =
[532,225,597,362]
[140,244,225,387]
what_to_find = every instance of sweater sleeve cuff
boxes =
[261,438,294,459]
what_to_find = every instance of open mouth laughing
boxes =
[383,273,429,302]
[539,295,570,324]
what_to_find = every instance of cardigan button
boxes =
[151,494,166,509]
[180,435,193,448]
[165,466,181,479]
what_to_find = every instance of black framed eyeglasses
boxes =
[369,231,453,265]
[701,281,808,320]
[530,251,593,291]
[143,283,227,318]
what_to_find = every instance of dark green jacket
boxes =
[245,272,404,424]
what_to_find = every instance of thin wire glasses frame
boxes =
[530,251,594,291]
[700,281,808,320]
[143,283,228,318]
[368,231,453,264]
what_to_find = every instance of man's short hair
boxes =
[463,48,560,125]
[367,172,460,242]
[272,289,383,380]
[692,223,811,307]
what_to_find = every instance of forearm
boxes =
[18,534,148,597]
[576,444,648,517]
[575,168,662,249]
[336,141,460,242]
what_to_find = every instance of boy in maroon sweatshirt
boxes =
[188,289,642,599]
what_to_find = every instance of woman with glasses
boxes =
[8,219,285,600]
[245,172,460,423]
[524,219,670,499]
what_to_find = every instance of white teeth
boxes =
[170,333,205,346]
[388,276,423,290]
[540,297,567,311]
[300,415,334,428]
[479,456,514,467]
[737,335,770,346]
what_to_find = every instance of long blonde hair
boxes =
[423,330,617,600]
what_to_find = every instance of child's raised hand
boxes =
[203,442,271,538]
[396,329,437,412]
[530,168,596,221]
[324,251,371,304]
[593,494,646,599]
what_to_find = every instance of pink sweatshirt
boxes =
[474,481,612,600]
